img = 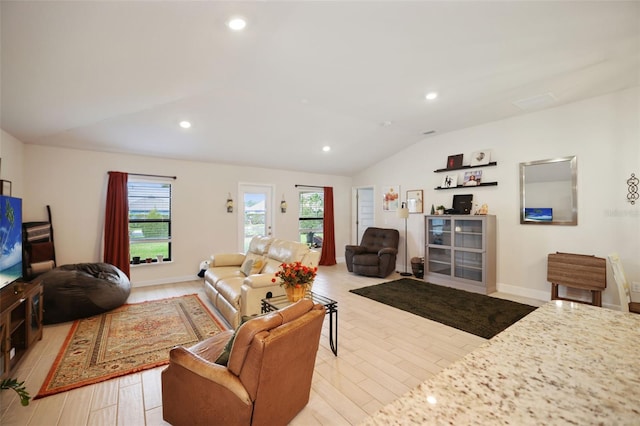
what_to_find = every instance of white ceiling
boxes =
[2,1,639,176]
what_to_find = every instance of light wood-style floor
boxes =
[0,263,544,425]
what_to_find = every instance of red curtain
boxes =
[104,172,130,278]
[319,186,336,266]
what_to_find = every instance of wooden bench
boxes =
[547,252,606,307]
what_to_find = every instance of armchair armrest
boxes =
[345,245,367,254]
[378,247,398,256]
[169,346,251,405]
[210,253,245,267]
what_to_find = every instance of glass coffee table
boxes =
[261,291,338,356]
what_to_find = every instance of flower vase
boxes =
[285,285,306,302]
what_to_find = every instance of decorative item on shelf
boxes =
[470,149,492,166]
[436,205,446,215]
[271,261,318,302]
[430,204,435,214]
[627,173,638,205]
[280,195,287,213]
[226,193,233,213]
[476,203,489,215]
[446,154,463,170]
[397,202,412,276]
[157,254,164,263]
[441,174,458,189]
[463,170,482,186]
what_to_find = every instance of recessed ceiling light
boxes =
[380,120,393,127]
[425,92,438,100]
[322,146,331,152]
[227,17,247,31]
[179,121,191,129]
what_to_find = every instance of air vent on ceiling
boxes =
[512,92,557,111]
[422,130,436,136]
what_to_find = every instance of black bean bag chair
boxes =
[40,262,131,324]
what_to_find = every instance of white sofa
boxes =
[203,236,320,328]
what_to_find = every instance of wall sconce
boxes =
[226,193,234,213]
[280,195,287,213]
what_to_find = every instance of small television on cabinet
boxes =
[0,195,23,290]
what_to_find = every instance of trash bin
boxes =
[411,257,424,279]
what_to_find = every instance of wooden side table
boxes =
[547,252,606,306]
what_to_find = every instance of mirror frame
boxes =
[519,156,577,226]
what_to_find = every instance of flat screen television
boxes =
[0,195,23,290]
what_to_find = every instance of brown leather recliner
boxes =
[345,227,400,278]
[161,299,325,426]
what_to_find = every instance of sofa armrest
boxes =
[240,281,286,318]
[210,253,245,267]
[243,273,278,289]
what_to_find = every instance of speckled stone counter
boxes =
[362,301,640,425]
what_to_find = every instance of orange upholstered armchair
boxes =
[161,299,325,426]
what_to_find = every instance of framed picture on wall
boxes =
[406,190,423,213]
[382,185,400,211]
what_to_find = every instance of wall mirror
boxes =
[520,156,577,225]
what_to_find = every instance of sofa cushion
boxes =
[216,277,244,307]
[240,257,265,276]
[205,267,245,285]
[247,235,274,256]
[267,239,310,264]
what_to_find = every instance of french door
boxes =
[238,184,273,252]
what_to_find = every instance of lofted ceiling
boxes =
[2,1,639,176]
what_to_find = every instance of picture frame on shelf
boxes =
[382,185,400,211]
[441,174,458,189]
[446,154,463,169]
[470,149,492,166]
[463,170,482,186]
[406,190,423,213]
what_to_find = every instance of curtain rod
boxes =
[295,184,325,189]
[109,171,177,180]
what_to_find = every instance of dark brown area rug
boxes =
[350,278,537,339]
[36,294,227,399]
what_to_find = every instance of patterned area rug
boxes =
[36,294,227,399]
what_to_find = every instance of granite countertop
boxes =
[362,301,640,425]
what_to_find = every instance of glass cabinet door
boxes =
[453,219,484,249]
[428,247,451,275]
[428,218,451,246]
[454,251,483,282]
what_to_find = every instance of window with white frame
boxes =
[128,180,172,263]
[298,191,323,248]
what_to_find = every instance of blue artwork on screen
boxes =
[0,195,23,289]
[524,207,553,222]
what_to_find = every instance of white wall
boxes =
[353,87,640,307]
[20,145,352,286]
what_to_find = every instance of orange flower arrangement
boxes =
[271,261,318,289]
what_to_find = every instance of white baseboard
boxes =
[132,275,200,288]
[496,282,550,303]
